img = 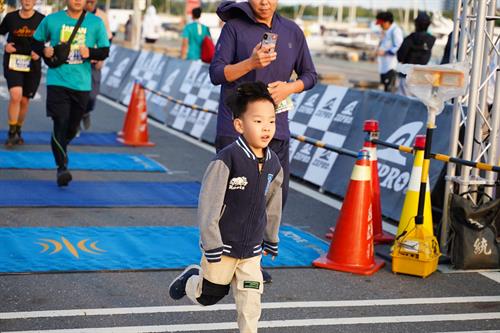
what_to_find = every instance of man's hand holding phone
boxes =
[249,33,278,70]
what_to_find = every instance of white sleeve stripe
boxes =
[205,251,223,256]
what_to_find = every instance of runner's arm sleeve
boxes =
[87,19,110,61]
[31,39,45,56]
[198,159,230,263]
[209,23,236,85]
[263,167,283,256]
[88,47,109,60]
[294,31,318,91]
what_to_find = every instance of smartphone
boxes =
[261,32,278,52]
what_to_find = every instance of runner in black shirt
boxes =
[0,0,44,147]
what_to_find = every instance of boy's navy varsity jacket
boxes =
[198,137,283,262]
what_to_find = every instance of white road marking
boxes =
[479,272,500,284]
[2,296,499,320]
[434,331,500,333]
[6,312,500,333]
[98,96,398,236]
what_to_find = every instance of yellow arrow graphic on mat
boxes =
[37,239,63,254]
[37,237,106,258]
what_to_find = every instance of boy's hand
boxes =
[262,241,278,260]
[263,250,276,261]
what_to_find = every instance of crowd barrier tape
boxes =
[371,138,500,173]
[100,45,456,221]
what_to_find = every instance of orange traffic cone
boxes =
[118,82,140,137]
[325,120,393,244]
[314,150,385,275]
[117,83,155,147]
[363,120,393,244]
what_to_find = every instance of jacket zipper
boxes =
[241,160,262,257]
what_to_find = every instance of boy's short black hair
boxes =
[192,7,202,19]
[225,81,276,119]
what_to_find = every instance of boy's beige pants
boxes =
[185,255,264,333]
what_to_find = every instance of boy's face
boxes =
[234,100,276,156]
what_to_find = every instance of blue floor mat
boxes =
[0,180,199,207]
[0,130,123,146]
[0,226,328,273]
[0,151,167,172]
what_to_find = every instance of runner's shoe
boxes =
[169,264,200,300]
[4,131,17,147]
[15,129,24,145]
[57,168,72,187]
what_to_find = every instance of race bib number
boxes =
[276,96,294,114]
[60,25,87,65]
[8,54,31,72]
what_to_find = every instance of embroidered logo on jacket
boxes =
[229,176,248,190]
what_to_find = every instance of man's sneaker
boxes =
[4,132,17,147]
[57,168,72,187]
[169,264,200,300]
[82,114,91,130]
[262,269,272,284]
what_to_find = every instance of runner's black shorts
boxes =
[46,85,90,119]
[3,60,42,98]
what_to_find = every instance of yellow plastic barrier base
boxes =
[391,227,441,278]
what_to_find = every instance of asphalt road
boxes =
[0,76,499,333]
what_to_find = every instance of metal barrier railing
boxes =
[140,83,499,174]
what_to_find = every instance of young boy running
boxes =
[169,81,283,333]
[0,0,44,147]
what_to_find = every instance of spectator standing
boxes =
[375,11,403,92]
[142,5,161,44]
[209,0,317,284]
[0,0,44,147]
[169,82,283,333]
[397,11,436,96]
[33,0,110,186]
[80,0,112,130]
[124,14,133,42]
[180,7,210,60]
[209,0,317,208]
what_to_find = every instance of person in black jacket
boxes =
[169,82,283,333]
[397,11,436,96]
